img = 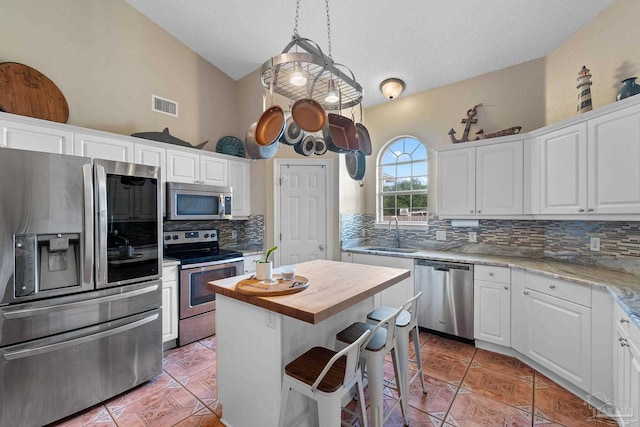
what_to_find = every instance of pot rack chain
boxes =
[260,0,362,110]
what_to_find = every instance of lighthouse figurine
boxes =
[577,66,593,114]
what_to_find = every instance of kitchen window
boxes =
[377,136,428,224]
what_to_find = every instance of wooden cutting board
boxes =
[235,275,309,296]
[0,62,69,123]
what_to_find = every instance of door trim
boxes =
[273,158,335,266]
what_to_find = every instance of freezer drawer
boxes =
[0,280,161,347]
[0,309,162,427]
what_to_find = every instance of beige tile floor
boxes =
[51,331,618,427]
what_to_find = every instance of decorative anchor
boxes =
[448,103,483,143]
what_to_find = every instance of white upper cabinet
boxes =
[476,141,523,215]
[538,123,588,214]
[74,132,134,162]
[437,140,523,217]
[229,159,251,218]
[588,103,640,214]
[200,154,228,187]
[166,148,200,183]
[535,102,640,216]
[0,118,73,154]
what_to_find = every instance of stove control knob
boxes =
[164,236,171,241]
[172,235,179,240]
[204,233,210,238]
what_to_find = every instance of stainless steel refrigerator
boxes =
[0,149,163,427]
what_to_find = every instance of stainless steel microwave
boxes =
[166,182,232,220]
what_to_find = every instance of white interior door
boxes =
[278,164,327,265]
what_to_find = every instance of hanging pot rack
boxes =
[259,35,363,111]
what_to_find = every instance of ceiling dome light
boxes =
[289,62,307,86]
[380,78,405,100]
[325,80,339,103]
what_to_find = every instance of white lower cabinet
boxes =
[474,265,511,346]
[162,264,179,344]
[243,254,263,274]
[512,271,592,392]
[350,253,414,309]
[613,303,640,426]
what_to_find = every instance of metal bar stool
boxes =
[278,329,371,427]
[366,292,427,419]
[336,305,408,427]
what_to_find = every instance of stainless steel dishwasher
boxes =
[414,259,474,340]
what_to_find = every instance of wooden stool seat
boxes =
[284,347,346,393]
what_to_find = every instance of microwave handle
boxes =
[219,194,225,217]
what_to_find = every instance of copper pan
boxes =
[355,123,372,155]
[255,105,285,146]
[291,99,327,132]
[326,113,359,152]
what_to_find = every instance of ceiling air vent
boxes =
[151,95,178,117]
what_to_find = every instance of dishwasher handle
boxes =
[415,259,472,271]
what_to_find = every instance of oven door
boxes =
[179,260,243,319]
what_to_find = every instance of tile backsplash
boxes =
[163,215,264,247]
[341,213,640,275]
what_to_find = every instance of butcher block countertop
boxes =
[208,259,410,324]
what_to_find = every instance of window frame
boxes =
[375,135,429,227]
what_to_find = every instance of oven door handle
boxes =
[180,258,244,271]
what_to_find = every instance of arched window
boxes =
[377,136,428,224]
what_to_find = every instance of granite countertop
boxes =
[343,246,640,328]
[221,243,264,256]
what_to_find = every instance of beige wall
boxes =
[0,0,238,147]
[361,58,547,214]
[546,0,640,124]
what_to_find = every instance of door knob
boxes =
[319,245,325,251]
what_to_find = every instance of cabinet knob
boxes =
[549,284,556,289]
[524,290,529,295]
[489,272,494,277]
[470,210,474,213]
[578,209,585,212]
[477,210,481,214]
[319,245,325,251]
[504,285,509,290]
[588,209,594,212]
[620,318,630,324]
[620,339,629,348]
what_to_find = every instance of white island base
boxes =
[216,293,375,427]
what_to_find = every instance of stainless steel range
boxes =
[0,149,162,427]
[163,228,243,346]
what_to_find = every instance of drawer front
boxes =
[162,266,179,282]
[525,273,591,307]
[475,265,510,283]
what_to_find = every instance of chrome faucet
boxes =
[388,216,400,248]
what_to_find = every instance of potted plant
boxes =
[255,246,278,281]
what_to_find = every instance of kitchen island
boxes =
[209,259,410,427]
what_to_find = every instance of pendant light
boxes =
[260,0,363,110]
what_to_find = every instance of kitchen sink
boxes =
[363,247,418,254]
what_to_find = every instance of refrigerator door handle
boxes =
[82,164,94,286]
[2,283,159,320]
[95,164,108,286]
[2,312,159,361]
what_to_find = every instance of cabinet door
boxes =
[74,133,134,162]
[436,148,476,215]
[522,289,591,391]
[588,103,640,214]
[538,123,588,214]
[161,265,178,343]
[0,119,73,154]
[474,279,511,346]
[475,141,523,215]
[201,155,228,186]
[166,148,199,183]
[341,252,353,262]
[351,253,413,309]
[134,143,166,216]
[229,160,251,217]
[243,254,263,274]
